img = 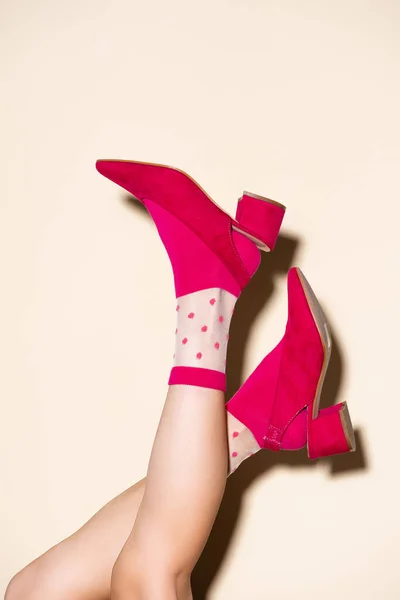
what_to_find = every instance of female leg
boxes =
[110,386,227,600]
[5,412,253,600]
[6,266,355,600]
[95,162,265,600]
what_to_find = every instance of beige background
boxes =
[1,0,400,598]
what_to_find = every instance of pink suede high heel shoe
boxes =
[227,267,356,459]
[96,160,285,298]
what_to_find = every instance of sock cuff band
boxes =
[169,366,226,392]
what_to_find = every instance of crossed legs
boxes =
[5,402,259,600]
[5,387,229,600]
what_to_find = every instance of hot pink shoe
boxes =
[96,159,285,392]
[227,267,356,459]
[95,160,285,297]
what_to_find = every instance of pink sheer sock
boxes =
[227,412,260,475]
[171,288,236,389]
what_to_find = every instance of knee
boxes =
[4,566,36,600]
[4,560,70,600]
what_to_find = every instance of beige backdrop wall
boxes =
[1,1,399,598]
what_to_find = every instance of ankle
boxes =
[227,412,260,474]
[169,287,237,391]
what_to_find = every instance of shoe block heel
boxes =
[234,192,286,252]
[307,402,356,459]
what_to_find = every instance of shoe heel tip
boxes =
[235,192,285,251]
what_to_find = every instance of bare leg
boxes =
[6,386,228,600]
[5,410,259,600]
[5,409,259,600]
[110,385,227,600]
[5,480,146,600]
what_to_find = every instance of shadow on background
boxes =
[123,193,367,600]
[226,234,298,400]
[191,236,367,599]
[192,269,367,598]
[123,192,148,214]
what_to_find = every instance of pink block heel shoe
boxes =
[96,160,285,298]
[236,191,285,251]
[227,267,356,459]
[307,402,355,459]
